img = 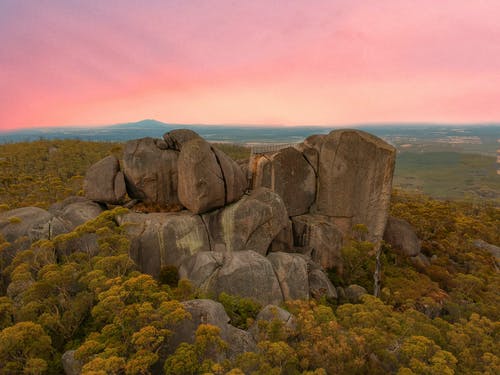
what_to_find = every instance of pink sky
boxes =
[1,0,500,130]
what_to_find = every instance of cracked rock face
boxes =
[177,138,247,214]
[252,147,316,216]
[83,155,126,204]
[118,211,210,277]
[202,188,288,255]
[122,137,181,208]
[180,251,284,305]
[384,216,421,257]
[315,129,396,242]
[291,214,344,271]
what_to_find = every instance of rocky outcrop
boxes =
[308,268,338,300]
[83,155,126,204]
[383,216,421,257]
[202,188,288,255]
[118,212,210,277]
[177,138,246,214]
[163,129,202,151]
[122,137,181,208]
[344,284,368,303]
[473,239,500,268]
[252,147,316,216]
[291,214,343,271]
[315,129,396,242]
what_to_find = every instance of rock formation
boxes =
[383,216,421,257]
[3,128,399,308]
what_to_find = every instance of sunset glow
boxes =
[1,0,500,130]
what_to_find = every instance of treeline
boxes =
[0,140,498,374]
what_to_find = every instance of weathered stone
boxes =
[267,252,309,301]
[202,188,288,255]
[122,137,180,208]
[170,299,256,359]
[0,207,54,266]
[294,134,325,175]
[62,350,82,375]
[206,251,283,305]
[118,212,210,277]
[269,219,294,253]
[384,216,421,257]
[49,197,104,255]
[83,155,126,204]
[308,268,338,300]
[315,129,396,242]
[179,251,225,292]
[252,147,316,216]
[178,139,246,214]
[248,304,296,340]
[410,253,431,270]
[345,284,368,303]
[473,239,500,268]
[163,129,202,150]
[291,214,343,271]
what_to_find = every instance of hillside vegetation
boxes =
[0,140,498,374]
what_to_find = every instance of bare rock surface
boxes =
[315,129,396,242]
[180,251,284,305]
[177,138,246,214]
[384,216,421,257]
[291,214,344,271]
[83,155,126,204]
[267,252,309,301]
[252,147,316,216]
[118,211,210,277]
[122,137,180,208]
[202,188,288,255]
[163,129,202,151]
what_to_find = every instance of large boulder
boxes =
[83,155,126,204]
[118,212,210,277]
[177,138,246,214]
[383,216,421,257]
[170,299,256,359]
[291,214,343,271]
[267,252,309,301]
[49,197,104,255]
[0,207,54,264]
[293,134,325,174]
[248,304,296,341]
[202,188,288,255]
[252,147,316,216]
[122,137,181,209]
[180,251,284,305]
[315,129,396,242]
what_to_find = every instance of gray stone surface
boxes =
[384,216,421,257]
[178,138,246,214]
[248,304,296,340]
[315,129,396,242]
[122,137,181,208]
[267,252,309,301]
[83,155,126,204]
[291,214,344,271]
[118,211,210,277]
[252,147,316,216]
[202,188,288,255]
[62,350,82,375]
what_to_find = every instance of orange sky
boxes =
[1,0,500,130]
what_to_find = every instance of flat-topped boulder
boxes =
[122,137,181,209]
[315,129,396,242]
